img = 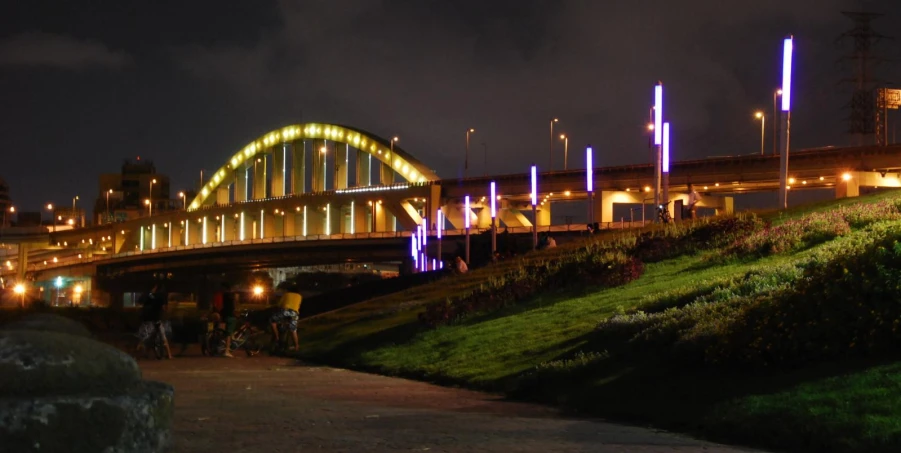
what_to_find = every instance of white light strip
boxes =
[464,196,470,228]
[781,37,793,112]
[240,211,245,241]
[202,217,208,244]
[654,83,663,145]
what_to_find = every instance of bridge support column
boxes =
[537,203,551,227]
[221,215,235,242]
[235,167,248,202]
[356,152,371,187]
[302,206,322,235]
[312,140,325,192]
[150,223,165,250]
[281,213,296,237]
[336,144,349,190]
[380,162,394,185]
[253,156,267,199]
[272,143,288,197]
[16,245,27,282]
[216,186,230,206]
[599,191,644,224]
[202,216,216,244]
[835,172,860,199]
[496,201,533,228]
[476,201,492,228]
[373,201,389,232]
[351,201,368,233]
[291,141,306,195]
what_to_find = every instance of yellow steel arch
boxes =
[189,123,439,210]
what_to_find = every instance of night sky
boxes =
[1,0,899,213]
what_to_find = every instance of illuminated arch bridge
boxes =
[191,123,439,210]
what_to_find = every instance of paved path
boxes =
[141,354,762,453]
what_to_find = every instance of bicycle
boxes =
[135,320,171,360]
[657,202,673,224]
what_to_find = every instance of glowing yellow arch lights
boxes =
[189,123,439,210]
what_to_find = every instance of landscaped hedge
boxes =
[595,199,901,369]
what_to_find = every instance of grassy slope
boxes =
[298,190,901,453]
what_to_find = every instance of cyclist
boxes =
[269,285,301,351]
[136,283,173,359]
[221,283,240,358]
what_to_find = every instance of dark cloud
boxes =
[0,32,130,69]
[1,0,899,211]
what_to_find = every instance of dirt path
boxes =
[141,353,762,453]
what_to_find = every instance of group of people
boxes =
[135,282,303,359]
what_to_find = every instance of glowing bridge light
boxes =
[437,209,443,239]
[586,146,594,192]
[530,165,538,206]
[781,36,793,112]
[422,217,428,246]
[654,83,664,145]
[662,122,671,173]
[464,195,471,229]
[490,181,497,218]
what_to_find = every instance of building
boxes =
[0,176,12,227]
[95,158,171,224]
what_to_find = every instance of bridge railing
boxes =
[12,220,651,273]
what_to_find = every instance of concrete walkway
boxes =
[141,355,762,453]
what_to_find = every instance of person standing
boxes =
[221,284,240,358]
[270,285,301,351]
[137,283,173,359]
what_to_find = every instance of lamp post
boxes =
[2,206,13,229]
[531,164,538,250]
[179,191,186,210]
[586,146,594,225]
[464,195,470,264]
[653,82,664,218]
[144,199,151,217]
[47,203,56,232]
[549,118,559,170]
[436,208,443,269]
[755,112,765,155]
[773,89,782,155]
[779,36,794,209]
[71,195,79,227]
[149,178,156,217]
[465,129,474,178]
[490,181,497,254]
[559,134,569,170]
[105,189,113,223]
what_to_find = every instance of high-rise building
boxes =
[95,158,171,224]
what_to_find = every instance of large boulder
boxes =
[0,330,173,452]
[1,313,93,338]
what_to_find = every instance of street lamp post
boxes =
[549,118,559,170]
[144,199,151,217]
[531,164,538,250]
[559,134,569,170]
[773,89,782,155]
[47,203,56,232]
[755,112,765,155]
[490,181,497,254]
[149,178,157,217]
[72,196,79,227]
[464,195,470,264]
[464,129,474,178]
[179,192,186,210]
[105,189,113,223]
[779,36,794,209]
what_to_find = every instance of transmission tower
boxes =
[838,11,890,145]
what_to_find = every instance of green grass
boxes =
[297,189,901,453]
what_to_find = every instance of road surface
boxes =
[141,354,761,453]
